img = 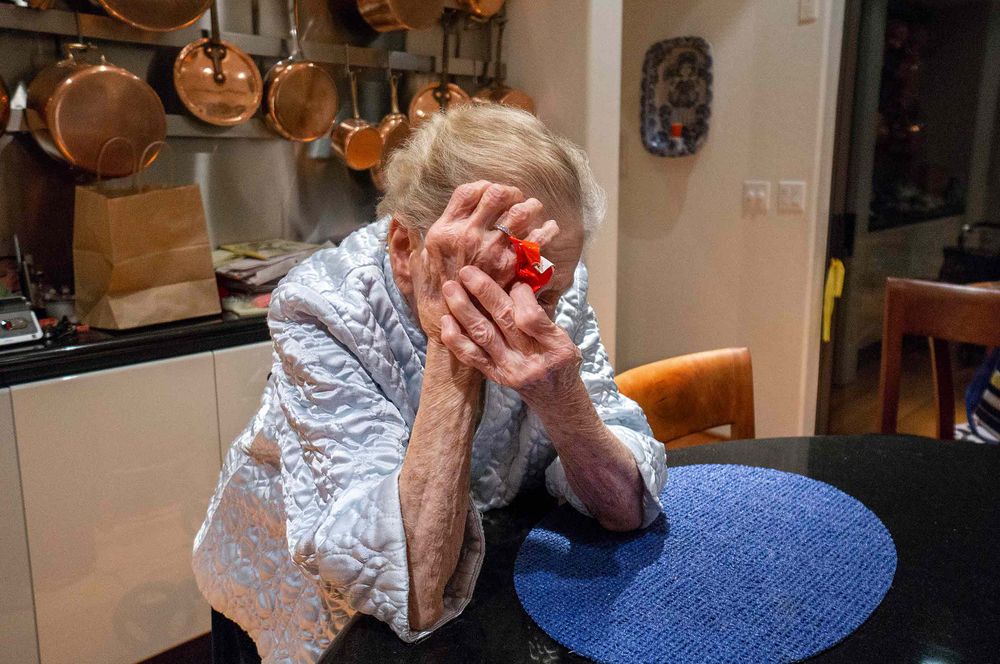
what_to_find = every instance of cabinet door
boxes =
[0,388,40,664]
[214,341,273,462]
[12,354,221,664]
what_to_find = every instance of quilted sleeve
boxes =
[269,281,485,643]
[544,303,668,528]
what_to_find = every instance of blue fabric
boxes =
[514,464,896,663]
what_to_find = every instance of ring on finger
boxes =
[495,223,513,237]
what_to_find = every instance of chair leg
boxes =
[930,338,955,439]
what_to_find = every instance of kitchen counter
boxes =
[0,315,269,387]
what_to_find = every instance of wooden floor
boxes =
[829,340,977,437]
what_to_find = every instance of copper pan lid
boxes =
[94,0,212,32]
[174,38,263,126]
[358,0,445,32]
[28,61,166,177]
[264,61,338,142]
[408,82,470,127]
[474,84,535,114]
[0,77,10,137]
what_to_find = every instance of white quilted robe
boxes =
[192,219,667,663]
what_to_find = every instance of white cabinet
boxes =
[0,388,40,664]
[12,354,221,664]
[213,341,273,462]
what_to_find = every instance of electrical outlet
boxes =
[778,180,807,215]
[743,180,771,218]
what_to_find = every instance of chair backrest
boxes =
[615,348,755,448]
[878,278,1000,438]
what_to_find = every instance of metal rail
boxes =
[0,4,491,77]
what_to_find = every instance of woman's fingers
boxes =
[442,279,510,362]
[458,266,530,348]
[500,198,546,238]
[440,314,492,374]
[468,184,525,230]
[524,219,561,248]
[440,180,493,221]
[510,282,561,341]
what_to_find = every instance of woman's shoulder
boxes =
[281,219,390,295]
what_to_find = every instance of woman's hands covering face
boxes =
[414,181,559,339]
[439,265,582,406]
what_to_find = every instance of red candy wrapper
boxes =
[509,236,554,293]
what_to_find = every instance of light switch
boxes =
[743,180,771,218]
[778,180,807,215]
[799,0,819,24]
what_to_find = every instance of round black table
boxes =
[321,435,1000,663]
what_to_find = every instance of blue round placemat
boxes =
[514,464,896,663]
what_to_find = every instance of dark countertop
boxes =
[0,314,269,387]
[322,435,1000,664]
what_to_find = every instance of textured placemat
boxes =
[514,464,896,663]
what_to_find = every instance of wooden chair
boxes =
[615,348,755,449]
[878,278,1000,438]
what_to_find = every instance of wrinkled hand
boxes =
[415,181,558,339]
[440,265,582,407]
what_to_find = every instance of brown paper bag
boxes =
[73,183,221,330]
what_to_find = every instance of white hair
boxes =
[376,103,606,243]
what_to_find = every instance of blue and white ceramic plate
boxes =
[641,36,713,157]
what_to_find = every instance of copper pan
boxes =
[25,43,166,177]
[371,71,411,191]
[92,0,212,32]
[458,0,504,20]
[0,77,10,138]
[408,16,470,126]
[357,0,444,32]
[263,0,338,142]
[174,1,262,126]
[331,69,382,171]
[473,19,534,114]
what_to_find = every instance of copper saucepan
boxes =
[408,15,470,126]
[371,71,411,190]
[473,19,534,113]
[92,0,212,32]
[263,0,339,141]
[26,43,166,177]
[458,0,504,20]
[0,77,10,138]
[332,68,383,171]
[174,0,262,126]
[357,0,444,32]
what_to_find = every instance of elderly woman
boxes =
[193,104,667,663]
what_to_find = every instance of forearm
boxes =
[399,340,483,631]
[527,379,644,531]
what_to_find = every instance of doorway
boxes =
[817,0,1000,436]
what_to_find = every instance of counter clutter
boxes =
[0,0,535,374]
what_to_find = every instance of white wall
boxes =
[618,0,845,436]
[505,0,623,363]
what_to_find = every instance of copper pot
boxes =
[93,0,212,32]
[357,0,444,32]
[0,77,10,138]
[332,69,382,171]
[408,17,470,126]
[174,1,262,126]
[26,44,166,177]
[458,0,504,20]
[371,72,411,191]
[263,0,338,141]
[473,19,534,114]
